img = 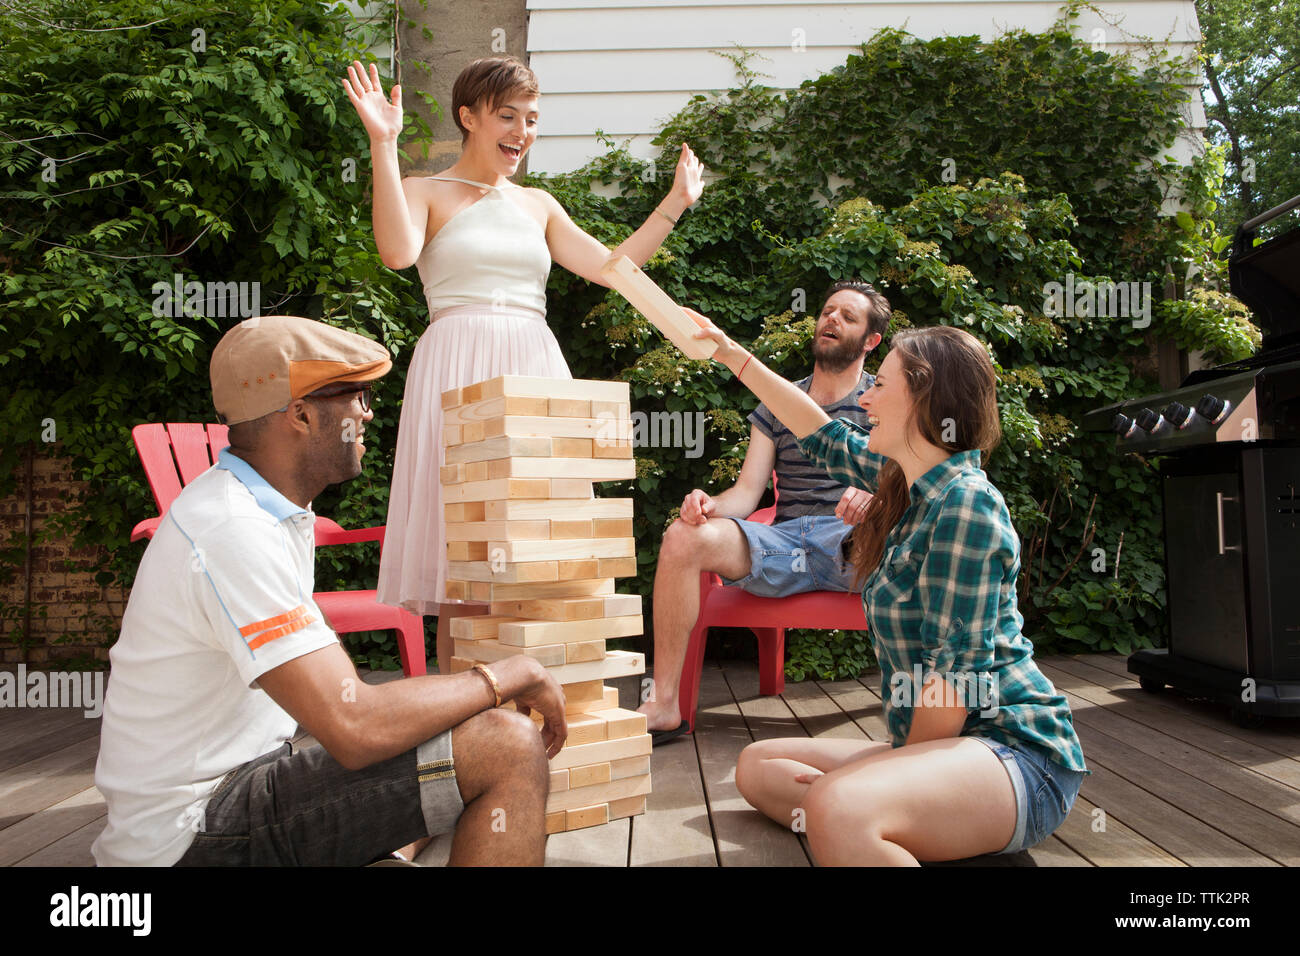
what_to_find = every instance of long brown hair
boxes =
[850,325,1001,586]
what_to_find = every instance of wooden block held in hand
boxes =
[600,255,718,360]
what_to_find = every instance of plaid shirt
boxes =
[799,419,1087,771]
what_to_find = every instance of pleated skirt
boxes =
[376,305,572,613]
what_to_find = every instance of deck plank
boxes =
[1053,655,1300,759]
[817,676,890,740]
[545,817,630,867]
[0,786,106,867]
[1040,661,1300,790]
[629,669,716,866]
[781,679,872,740]
[723,660,804,742]
[1053,792,1184,867]
[1041,662,1300,828]
[13,816,103,866]
[1074,723,1289,864]
[694,663,809,866]
[0,715,100,775]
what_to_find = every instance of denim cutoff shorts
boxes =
[969,735,1085,854]
[720,515,857,596]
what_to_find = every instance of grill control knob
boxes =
[1135,408,1165,432]
[1112,413,1138,438]
[1163,401,1194,429]
[1196,394,1231,425]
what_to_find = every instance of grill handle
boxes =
[1217,492,1241,554]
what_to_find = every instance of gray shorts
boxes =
[175,730,464,866]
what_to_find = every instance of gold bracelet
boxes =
[473,663,501,708]
[654,206,679,226]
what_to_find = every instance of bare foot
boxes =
[637,699,683,732]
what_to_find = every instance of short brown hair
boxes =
[451,57,540,144]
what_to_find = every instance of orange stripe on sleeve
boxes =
[247,614,316,651]
[239,604,309,638]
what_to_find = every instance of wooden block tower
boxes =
[440,374,651,834]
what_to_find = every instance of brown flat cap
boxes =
[210,316,392,425]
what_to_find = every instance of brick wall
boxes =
[0,446,127,664]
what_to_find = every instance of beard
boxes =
[811,328,870,374]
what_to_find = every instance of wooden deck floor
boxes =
[4,653,1300,866]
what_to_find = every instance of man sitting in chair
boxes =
[92,316,567,866]
[638,282,891,742]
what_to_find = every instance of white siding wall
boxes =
[524,0,1205,177]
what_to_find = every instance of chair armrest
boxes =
[314,521,387,547]
[130,517,161,543]
[746,504,777,526]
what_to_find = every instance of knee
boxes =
[735,739,782,805]
[803,776,883,866]
[460,708,549,783]
[659,519,699,567]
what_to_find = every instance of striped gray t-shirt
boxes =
[749,371,875,523]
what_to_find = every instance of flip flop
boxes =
[651,720,690,746]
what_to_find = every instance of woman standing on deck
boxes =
[688,315,1088,865]
[343,57,704,670]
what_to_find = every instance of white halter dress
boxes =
[377,177,572,613]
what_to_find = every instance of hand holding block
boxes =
[601,255,717,361]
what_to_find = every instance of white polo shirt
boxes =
[92,450,339,867]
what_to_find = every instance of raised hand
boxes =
[667,142,705,209]
[342,60,403,142]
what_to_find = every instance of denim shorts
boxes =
[969,735,1085,854]
[719,515,857,596]
[175,730,464,866]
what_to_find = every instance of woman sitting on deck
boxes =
[686,316,1088,865]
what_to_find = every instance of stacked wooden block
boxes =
[441,375,651,834]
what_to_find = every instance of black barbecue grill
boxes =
[1083,194,1300,723]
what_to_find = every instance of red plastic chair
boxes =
[130,423,427,677]
[677,475,870,730]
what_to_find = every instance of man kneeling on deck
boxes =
[92,316,567,867]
